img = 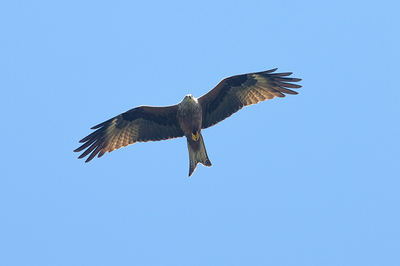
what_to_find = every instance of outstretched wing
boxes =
[198,68,301,128]
[74,105,183,162]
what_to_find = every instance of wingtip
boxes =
[90,121,105,129]
[265,68,278,73]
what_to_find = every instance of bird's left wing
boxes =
[198,68,301,129]
[74,105,183,162]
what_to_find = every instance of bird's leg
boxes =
[191,130,200,141]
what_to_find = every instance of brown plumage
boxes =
[74,68,301,176]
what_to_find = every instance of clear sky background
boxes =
[1,0,399,265]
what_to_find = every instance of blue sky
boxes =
[1,0,399,265]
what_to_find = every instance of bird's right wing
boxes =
[74,105,184,162]
[198,68,301,129]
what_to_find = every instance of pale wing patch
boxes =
[104,118,141,153]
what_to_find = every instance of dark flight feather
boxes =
[198,68,302,128]
[74,105,183,162]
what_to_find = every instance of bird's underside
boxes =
[74,68,302,176]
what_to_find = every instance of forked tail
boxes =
[187,133,212,176]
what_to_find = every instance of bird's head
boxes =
[182,94,195,103]
[184,94,194,100]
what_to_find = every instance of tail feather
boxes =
[187,133,212,176]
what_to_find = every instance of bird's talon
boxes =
[191,131,200,141]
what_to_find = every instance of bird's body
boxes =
[74,68,301,176]
[177,95,211,175]
[177,95,202,139]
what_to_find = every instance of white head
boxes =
[182,94,196,103]
[184,94,194,100]
[180,94,198,107]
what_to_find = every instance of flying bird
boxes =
[74,68,301,176]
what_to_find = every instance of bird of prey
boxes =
[74,68,301,176]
